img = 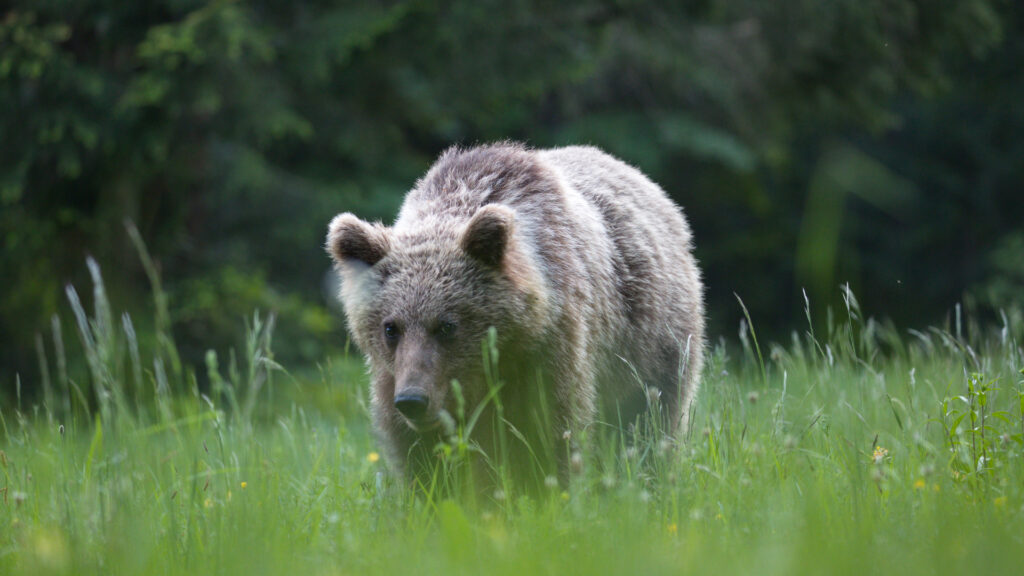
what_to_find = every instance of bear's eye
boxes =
[436,320,457,341]
[383,321,401,345]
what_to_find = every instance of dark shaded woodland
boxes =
[2,0,1022,387]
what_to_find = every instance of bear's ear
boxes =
[326,213,390,268]
[461,204,514,267]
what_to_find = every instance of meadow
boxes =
[2,254,1022,576]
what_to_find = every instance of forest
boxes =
[2,0,1022,389]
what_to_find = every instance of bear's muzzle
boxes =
[394,389,429,422]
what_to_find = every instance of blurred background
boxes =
[2,0,1022,391]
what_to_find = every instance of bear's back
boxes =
[395,143,563,231]
[538,145,699,320]
[394,144,701,333]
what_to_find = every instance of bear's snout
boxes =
[394,389,429,421]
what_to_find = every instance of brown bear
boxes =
[326,142,704,486]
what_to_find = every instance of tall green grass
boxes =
[1,243,1023,575]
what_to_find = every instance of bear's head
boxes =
[326,205,546,431]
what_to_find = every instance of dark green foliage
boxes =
[1,0,1020,388]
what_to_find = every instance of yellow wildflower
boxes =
[667,523,678,535]
[367,452,380,464]
[240,481,248,489]
[913,479,926,490]
[203,498,214,509]
[872,446,889,463]
[29,529,69,572]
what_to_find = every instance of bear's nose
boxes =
[394,390,429,421]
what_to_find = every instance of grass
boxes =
[2,255,1024,575]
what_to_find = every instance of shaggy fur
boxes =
[326,142,704,483]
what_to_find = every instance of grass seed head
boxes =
[570,451,583,474]
[659,438,674,454]
[647,387,662,405]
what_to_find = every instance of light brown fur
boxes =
[326,142,704,484]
